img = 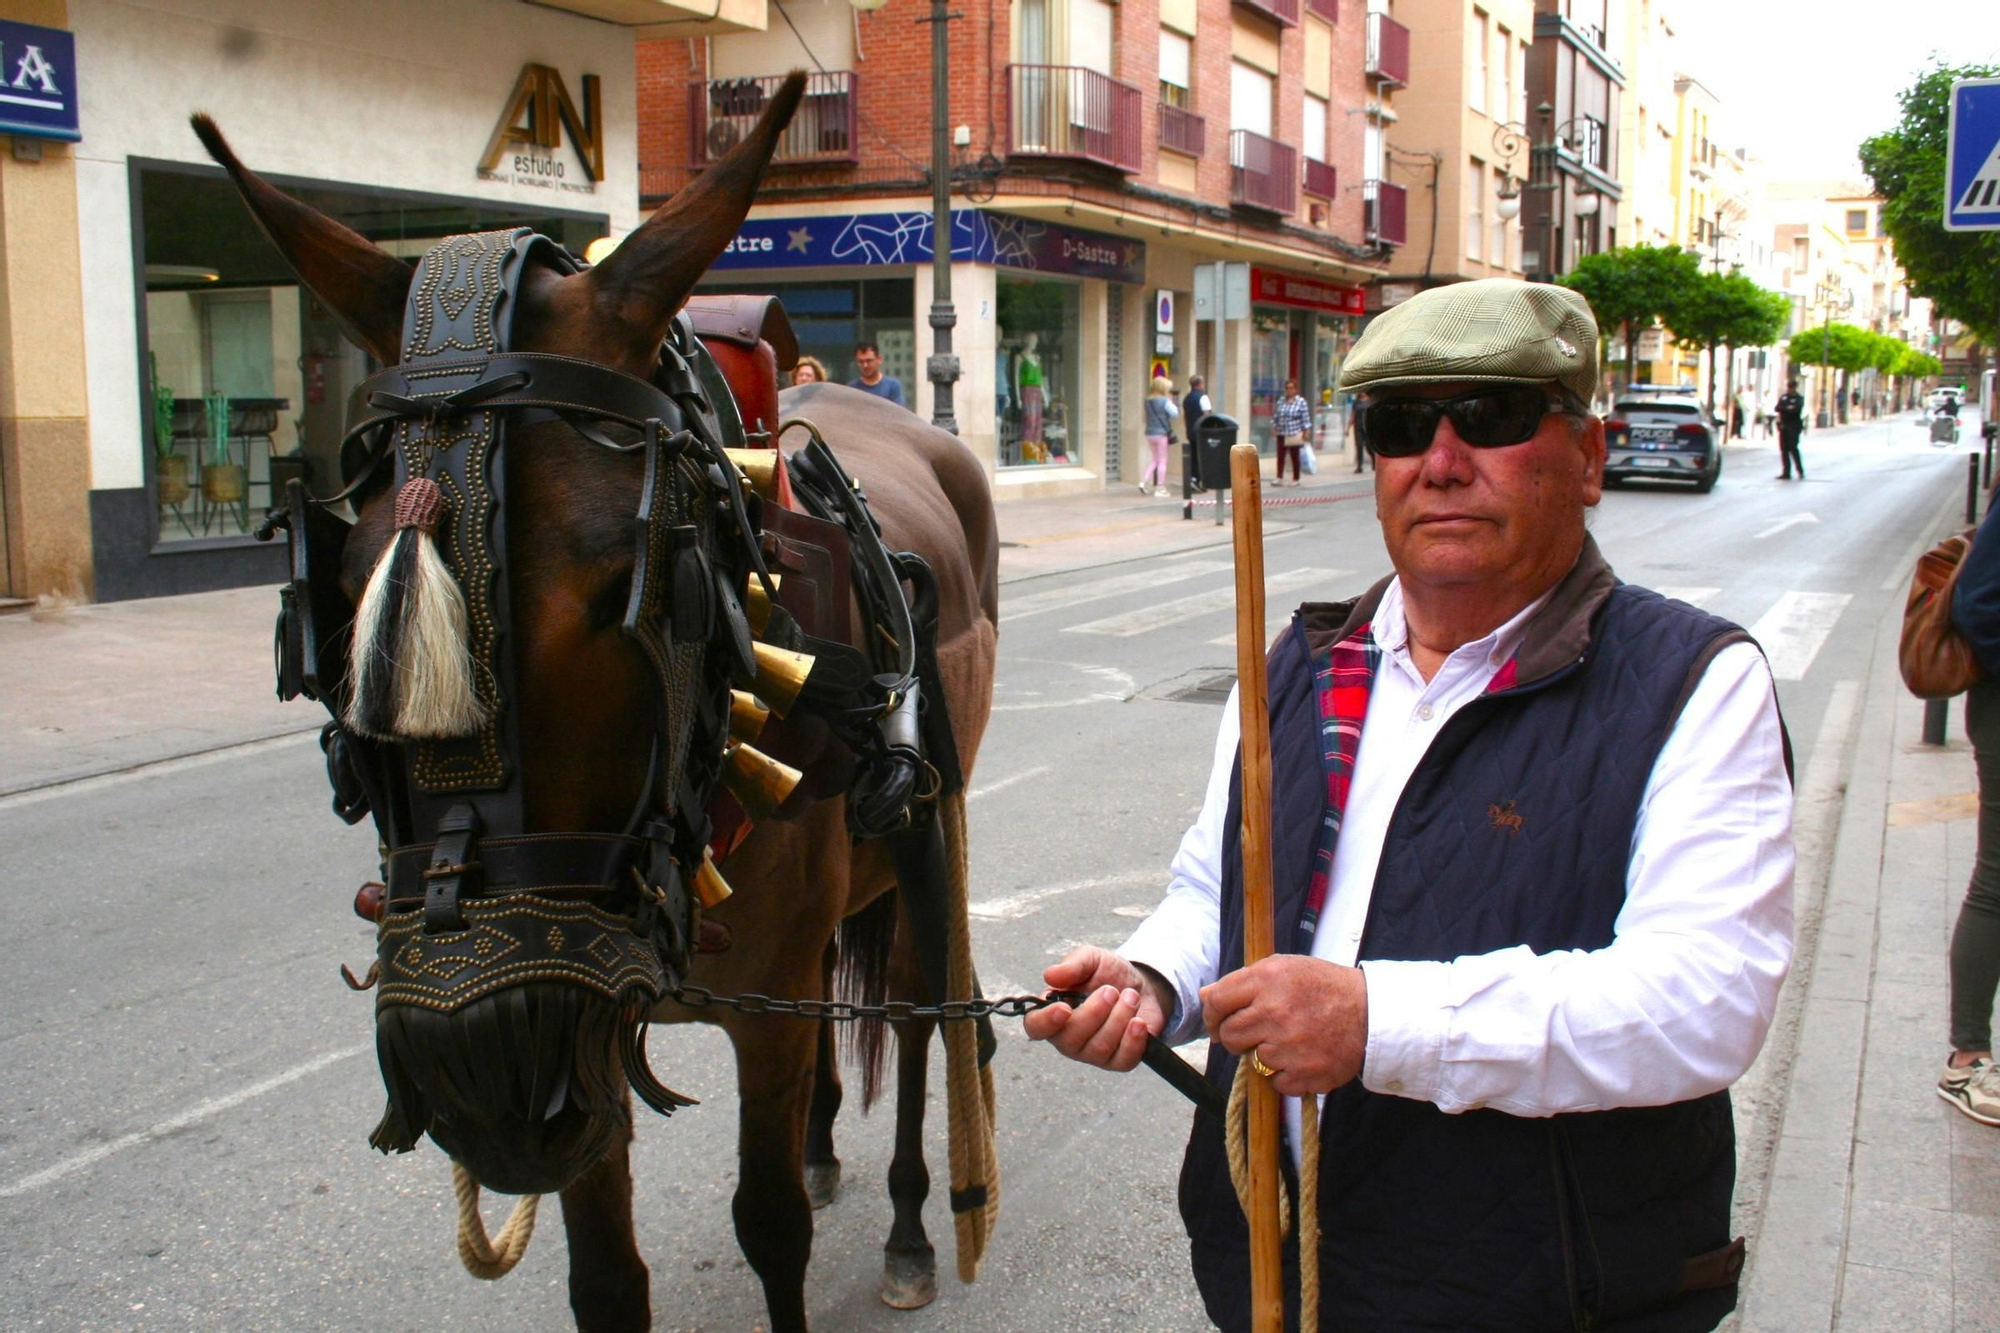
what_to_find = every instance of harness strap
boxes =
[343,352,689,450]
[386,830,649,910]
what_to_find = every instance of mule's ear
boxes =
[582,71,806,358]
[190,114,412,367]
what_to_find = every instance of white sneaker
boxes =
[1939,1055,2000,1125]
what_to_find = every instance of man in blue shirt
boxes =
[847,340,907,408]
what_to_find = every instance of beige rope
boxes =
[452,1162,541,1280]
[939,789,1000,1283]
[1224,1058,1321,1329]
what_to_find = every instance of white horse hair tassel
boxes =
[346,476,486,740]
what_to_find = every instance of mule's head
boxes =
[196,75,805,1195]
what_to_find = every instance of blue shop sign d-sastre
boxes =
[713,208,1146,285]
[0,20,79,143]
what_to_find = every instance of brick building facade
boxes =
[638,0,1408,493]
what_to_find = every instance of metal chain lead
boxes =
[669,985,1085,1024]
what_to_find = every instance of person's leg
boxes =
[1149,436,1169,489]
[1951,680,2000,1062]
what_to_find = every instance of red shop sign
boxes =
[1250,266,1364,316]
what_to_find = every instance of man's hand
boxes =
[1024,946,1170,1073]
[1201,956,1368,1097]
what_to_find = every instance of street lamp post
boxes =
[849,0,959,435]
[1492,102,1600,284]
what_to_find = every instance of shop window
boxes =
[997,275,1081,466]
[136,163,601,547]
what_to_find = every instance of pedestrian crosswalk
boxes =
[1062,567,1343,638]
[1006,566,1861,685]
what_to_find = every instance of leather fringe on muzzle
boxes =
[346,476,486,740]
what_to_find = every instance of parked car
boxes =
[1603,392,1722,493]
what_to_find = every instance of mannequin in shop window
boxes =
[1017,332,1046,462]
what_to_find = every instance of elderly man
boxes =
[1026,280,1794,1331]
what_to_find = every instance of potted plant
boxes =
[200,391,244,505]
[149,354,189,506]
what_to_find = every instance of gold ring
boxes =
[1250,1049,1279,1079]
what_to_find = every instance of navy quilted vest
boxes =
[1179,579,1750,1333]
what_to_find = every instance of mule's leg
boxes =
[881,933,939,1310]
[558,1119,651,1333]
[728,1019,819,1333]
[804,939,843,1210]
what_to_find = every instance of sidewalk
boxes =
[1735,584,2000,1331]
[0,466,1373,796]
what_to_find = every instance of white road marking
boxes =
[967,765,1052,801]
[1748,591,1853,680]
[1753,512,1820,540]
[1653,587,1720,608]
[1000,559,1231,624]
[0,1044,369,1199]
[1208,613,1298,651]
[0,730,320,811]
[1065,568,1342,639]
[969,869,1162,921]
[990,661,1136,712]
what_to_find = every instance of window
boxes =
[1303,93,1328,162]
[1159,28,1193,109]
[1792,236,1809,270]
[1846,208,1867,235]
[1495,28,1513,122]
[1467,158,1485,262]
[1230,59,1274,137]
[1469,9,1488,114]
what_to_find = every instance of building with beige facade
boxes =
[1377,0,1533,297]
[0,0,694,604]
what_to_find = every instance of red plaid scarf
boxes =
[1296,621,1519,946]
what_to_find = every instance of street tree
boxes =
[1789,322,1875,422]
[1860,63,2000,376]
[1664,270,1792,414]
[1558,245,1705,392]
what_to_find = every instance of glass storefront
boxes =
[136,164,603,545]
[695,276,915,390]
[997,274,1081,467]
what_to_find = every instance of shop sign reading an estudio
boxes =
[477,63,601,194]
[712,209,1145,284]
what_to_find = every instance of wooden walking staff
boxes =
[1229,441,1285,1332]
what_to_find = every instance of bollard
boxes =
[1986,430,1994,489]
[1971,452,1982,526]
[1924,697,1950,746]
[1182,438,1194,522]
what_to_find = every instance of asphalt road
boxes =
[0,417,1977,1333]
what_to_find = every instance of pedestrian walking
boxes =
[846,340,907,408]
[1141,375,1179,496]
[1027,278,1793,1332]
[1775,378,1807,480]
[1939,503,2000,1124]
[1182,375,1214,491]
[1272,378,1311,486]
[1730,389,1748,442]
[1348,391,1370,472]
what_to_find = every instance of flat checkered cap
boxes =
[1338,278,1599,405]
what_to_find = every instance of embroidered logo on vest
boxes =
[1487,799,1523,834]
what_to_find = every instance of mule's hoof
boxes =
[879,1246,937,1310]
[805,1159,841,1210]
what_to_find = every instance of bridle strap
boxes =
[382,831,650,910]
[343,352,693,448]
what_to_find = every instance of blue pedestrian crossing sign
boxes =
[1947,77,2000,232]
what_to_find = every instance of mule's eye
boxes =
[588,565,635,632]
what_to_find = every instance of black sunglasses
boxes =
[1358,386,1585,458]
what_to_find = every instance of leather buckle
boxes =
[423,802,481,934]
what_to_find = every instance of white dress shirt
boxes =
[1121,577,1795,1138]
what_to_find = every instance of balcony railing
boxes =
[1363,179,1408,245]
[1366,13,1410,87]
[1305,0,1338,19]
[1005,65,1143,173]
[1230,129,1296,214]
[689,71,857,167]
[1159,102,1206,156]
[1303,157,1337,200]
[1233,0,1300,26]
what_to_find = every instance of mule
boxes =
[195,73,1000,1333]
